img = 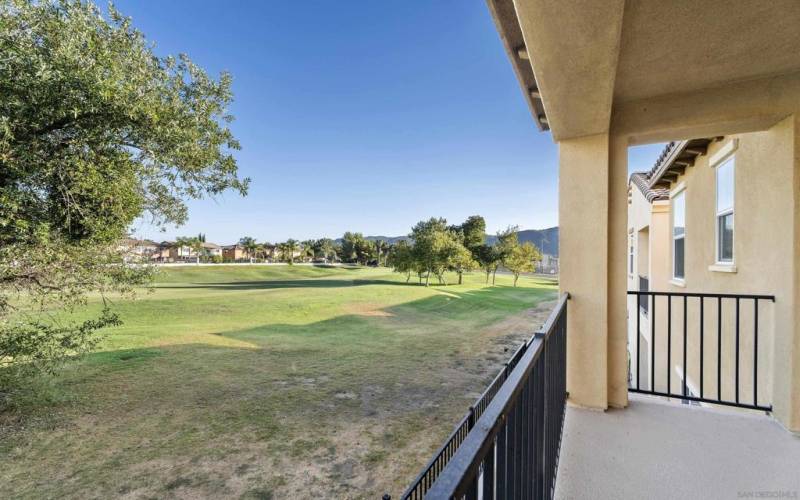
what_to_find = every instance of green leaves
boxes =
[1,0,247,378]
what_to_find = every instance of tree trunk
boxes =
[492,268,497,285]
[425,270,431,287]
[458,272,463,285]
[485,269,490,284]
[513,273,519,287]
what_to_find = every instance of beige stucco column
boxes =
[559,133,628,409]
[773,114,800,432]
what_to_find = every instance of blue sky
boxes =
[119,1,664,244]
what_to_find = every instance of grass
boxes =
[0,265,557,499]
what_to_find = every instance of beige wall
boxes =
[560,133,628,410]
[626,118,800,430]
[560,133,610,409]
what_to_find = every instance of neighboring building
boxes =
[150,242,172,263]
[151,241,222,262]
[118,238,159,261]
[222,244,250,262]
[627,135,784,408]
[536,254,559,275]
[202,242,222,258]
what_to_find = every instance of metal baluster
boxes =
[667,295,672,395]
[636,294,641,390]
[496,419,507,499]
[682,295,688,397]
[754,299,759,407]
[700,297,704,399]
[735,297,740,404]
[651,294,656,391]
[718,296,722,401]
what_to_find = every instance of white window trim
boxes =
[713,148,736,267]
[670,185,686,283]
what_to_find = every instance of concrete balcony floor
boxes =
[555,394,800,499]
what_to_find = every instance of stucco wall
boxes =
[639,121,796,417]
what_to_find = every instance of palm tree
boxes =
[239,236,258,263]
[256,242,271,261]
[282,239,299,264]
[374,239,388,267]
[318,238,336,263]
[301,240,315,262]
[177,236,204,264]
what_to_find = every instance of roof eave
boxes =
[486,0,549,132]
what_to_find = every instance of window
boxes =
[672,190,686,280]
[716,156,734,263]
[629,231,634,275]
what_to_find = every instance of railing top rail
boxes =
[627,290,775,302]
[425,293,569,499]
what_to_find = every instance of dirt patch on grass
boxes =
[344,302,395,317]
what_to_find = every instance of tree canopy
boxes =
[1,0,247,376]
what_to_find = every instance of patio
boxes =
[556,395,800,499]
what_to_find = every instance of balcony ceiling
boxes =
[490,0,800,141]
[614,0,800,103]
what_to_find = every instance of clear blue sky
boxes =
[118,1,664,244]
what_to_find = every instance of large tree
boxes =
[494,225,520,285]
[0,1,248,376]
[313,238,336,263]
[476,244,501,285]
[388,241,415,283]
[505,242,542,287]
[410,217,467,286]
[459,215,486,251]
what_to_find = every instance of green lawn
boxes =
[0,265,557,499]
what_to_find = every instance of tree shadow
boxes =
[156,279,412,291]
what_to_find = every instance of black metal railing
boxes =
[627,291,774,411]
[638,276,649,314]
[399,337,531,499]
[409,293,568,500]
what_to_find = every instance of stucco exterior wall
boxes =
[629,119,799,427]
[560,133,611,409]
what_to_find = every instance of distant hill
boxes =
[357,227,559,257]
[362,235,409,245]
[485,227,559,256]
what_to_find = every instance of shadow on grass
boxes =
[156,279,411,291]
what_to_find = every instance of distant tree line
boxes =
[216,216,541,287]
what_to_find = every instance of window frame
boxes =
[671,185,686,282]
[714,155,735,265]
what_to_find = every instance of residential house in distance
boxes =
[118,237,159,262]
[536,254,559,275]
[201,242,222,259]
[222,244,250,262]
[150,242,173,263]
